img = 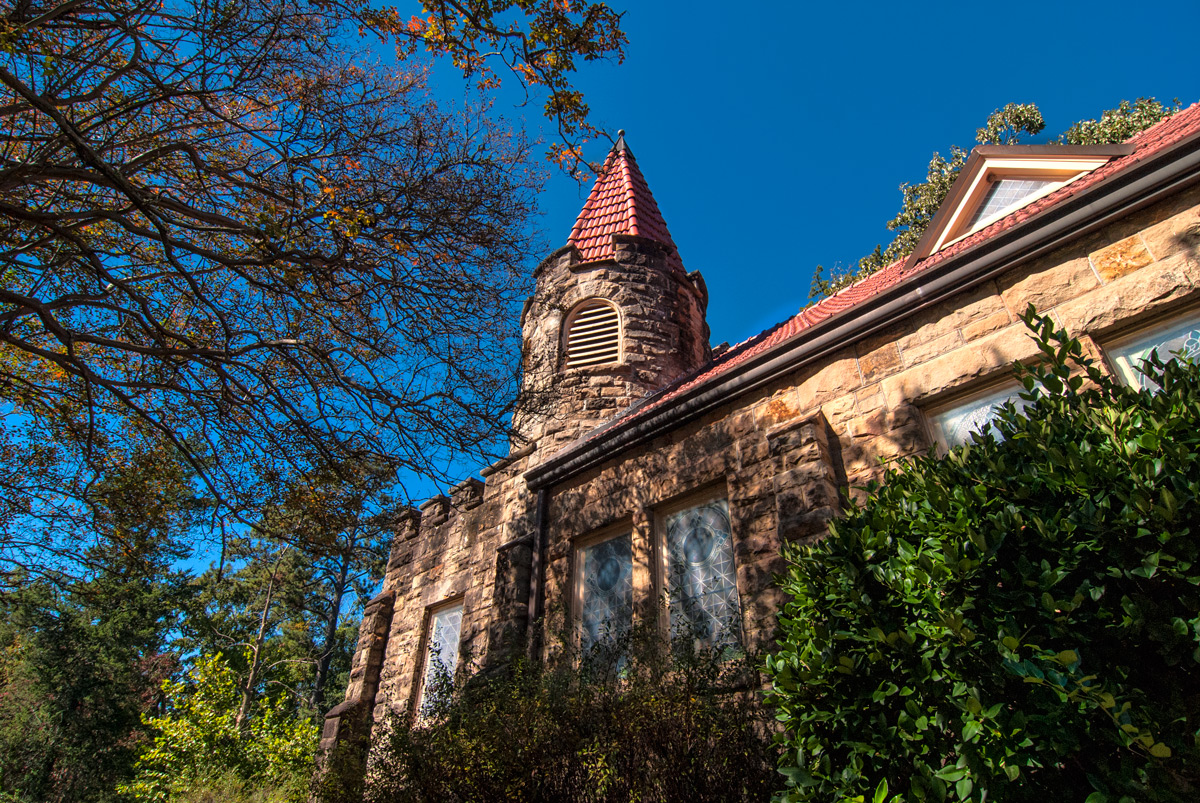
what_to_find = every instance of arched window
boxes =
[563,300,621,368]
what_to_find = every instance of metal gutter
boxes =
[525,130,1200,491]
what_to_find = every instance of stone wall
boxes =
[536,180,1200,653]
[516,236,710,452]
[366,457,540,730]
[321,176,1200,794]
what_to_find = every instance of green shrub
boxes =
[765,309,1200,802]
[119,654,316,803]
[365,629,779,802]
[152,770,296,803]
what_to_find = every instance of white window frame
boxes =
[1104,309,1200,390]
[413,597,464,717]
[932,157,1108,253]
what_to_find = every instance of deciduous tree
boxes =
[0,0,625,577]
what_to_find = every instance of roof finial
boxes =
[615,129,628,152]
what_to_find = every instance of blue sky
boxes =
[511,0,1200,349]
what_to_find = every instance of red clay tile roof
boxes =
[563,101,1200,452]
[568,132,685,273]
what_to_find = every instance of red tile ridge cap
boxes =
[621,159,639,237]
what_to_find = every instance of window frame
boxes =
[412,596,465,718]
[571,521,636,657]
[1103,307,1200,390]
[932,157,1108,253]
[652,488,743,652]
[924,381,1027,453]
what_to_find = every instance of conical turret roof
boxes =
[567,131,684,272]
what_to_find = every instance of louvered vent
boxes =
[565,301,620,368]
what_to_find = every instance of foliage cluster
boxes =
[0,447,200,803]
[361,631,779,803]
[810,98,1179,299]
[119,654,317,803]
[766,310,1200,802]
[0,446,391,802]
[0,0,624,589]
[1061,98,1182,146]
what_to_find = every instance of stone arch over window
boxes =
[563,299,621,368]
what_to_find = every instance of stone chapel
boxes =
[319,104,1200,779]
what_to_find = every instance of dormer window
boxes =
[563,299,621,369]
[964,177,1057,230]
[909,144,1133,264]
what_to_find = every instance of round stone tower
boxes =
[515,132,711,452]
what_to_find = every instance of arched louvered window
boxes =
[563,300,621,368]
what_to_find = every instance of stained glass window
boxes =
[665,499,741,649]
[966,177,1056,230]
[1108,313,1200,390]
[417,601,463,715]
[928,385,1027,450]
[578,533,633,653]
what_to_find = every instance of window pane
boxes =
[579,533,633,652]
[929,385,1025,449]
[666,499,741,649]
[1109,314,1200,390]
[966,178,1055,230]
[418,602,463,713]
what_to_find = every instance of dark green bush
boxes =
[366,629,778,802]
[766,309,1200,802]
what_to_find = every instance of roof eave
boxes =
[525,131,1200,491]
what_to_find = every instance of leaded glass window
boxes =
[417,601,462,715]
[966,177,1056,230]
[928,385,1027,450]
[665,499,741,649]
[1108,313,1200,390]
[578,533,633,653]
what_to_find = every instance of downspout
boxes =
[526,487,549,657]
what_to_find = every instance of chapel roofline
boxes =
[525,103,1200,491]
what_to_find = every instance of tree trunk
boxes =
[311,553,350,712]
[235,551,284,732]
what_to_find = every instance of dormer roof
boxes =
[567,131,684,272]
[907,143,1134,264]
